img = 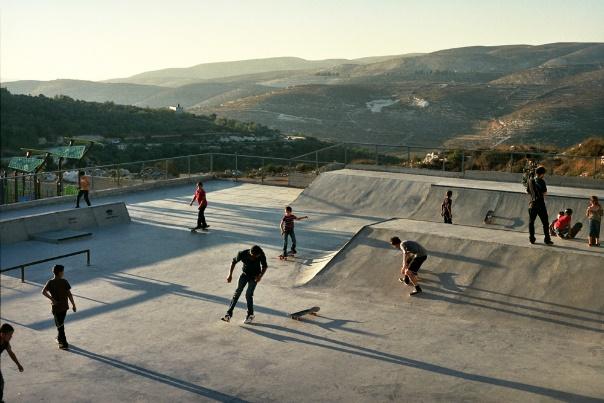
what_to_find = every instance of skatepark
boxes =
[1,169,603,402]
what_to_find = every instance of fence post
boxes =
[261,158,264,185]
[375,145,379,166]
[188,156,191,178]
[315,151,319,170]
[21,266,25,283]
[344,146,348,165]
[235,153,238,182]
[117,164,121,187]
[141,162,145,183]
[407,147,411,168]
[164,159,168,180]
[461,151,465,176]
[210,154,214,173]
[87,250,90,266]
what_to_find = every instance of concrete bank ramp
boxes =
[0,202,130,244]
[292,169,431,217]
[303,223,604,319]
[294,169,602,234]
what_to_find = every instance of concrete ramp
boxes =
[295,169,601,236]
[0,202,131,244]
[292,170,431,217]
[304,221,604,319]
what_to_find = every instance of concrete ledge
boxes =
[0,201,131,244]
[0,175,214,213]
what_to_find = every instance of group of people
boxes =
[526,166,602,246]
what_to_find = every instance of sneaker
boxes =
[529,238,536,244]
[221,314,231,322]
[243,315,255,324]
[544,240,554,245]
[398,275,410,285]
[58,343,69,350]
[290,249,297,255]
[410,286,423,296]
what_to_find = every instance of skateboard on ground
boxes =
[288,306,320,320]
[569,222,583,238]
[190,225,210,233]
[484,210,495,224]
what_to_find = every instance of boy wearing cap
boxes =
[42,265,76,350]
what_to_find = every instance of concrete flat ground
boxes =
[1,177,603,402]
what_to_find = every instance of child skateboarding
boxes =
[222,245,268,324]
[1,323,24,402]
[42,264,77,350]
[586,196,602,247]
[279,206,308,259]
[189,182,209,231]
[390,237,427,296]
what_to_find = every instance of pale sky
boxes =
[1,0,603,82]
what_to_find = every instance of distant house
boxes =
[169,104,184,114]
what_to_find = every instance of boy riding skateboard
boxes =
[222,245,268,324]
[279,206,308,259]
[390,237,427,296]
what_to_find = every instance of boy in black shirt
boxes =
[42,265,77,350]
[526,166,553,245]
[441,190,453,224]
[222,245,268,324]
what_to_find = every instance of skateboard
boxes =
[289,306,320,320]
[190,225,210,232]
[277,253,297,261]
[569,222,583,238]
[484,210,495,224]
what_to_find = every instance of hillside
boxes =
[4,43,604,148]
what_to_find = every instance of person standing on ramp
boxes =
[526,166,553,245]
[390,237,426,296]
[222,245,268,324]
[441,190,453,224]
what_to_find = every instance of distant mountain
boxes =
[104,56,395,87]
[3,44,603,148]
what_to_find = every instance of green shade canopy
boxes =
[8,157,46,173]
[47,145,87,159]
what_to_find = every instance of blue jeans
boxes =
[283,229,296,255]
[227,273,257,317]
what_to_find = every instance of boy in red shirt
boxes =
[553,208,573,238]
[279,206,308,258]
[189,182,209,231]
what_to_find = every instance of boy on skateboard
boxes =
[279,206,308,259]
[222,245,268,324]
[441,190,453,224]
[75,170,91,208]
[189,182,209,231]
[42,265,77,350]
[1,323,24,402]
[390,237,427,296]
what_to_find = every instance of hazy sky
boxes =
[1,0,603,82]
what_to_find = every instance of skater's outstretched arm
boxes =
[296,215,309,220]
[6,344,23,372]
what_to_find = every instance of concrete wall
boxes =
[345,164,604,189]
[0,175,213,213]
[0,202,131,244]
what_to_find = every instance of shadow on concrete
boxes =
[69,346,247,402]
[243,323,602,402]
[419,282,603,333]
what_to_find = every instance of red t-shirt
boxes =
[193,189,207,206]
[554,215,571,229]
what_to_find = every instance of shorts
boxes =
[589,219,601,238]
[408,255,427,274]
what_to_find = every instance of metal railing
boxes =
[0,249,91,282]
[1,144,602,205]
